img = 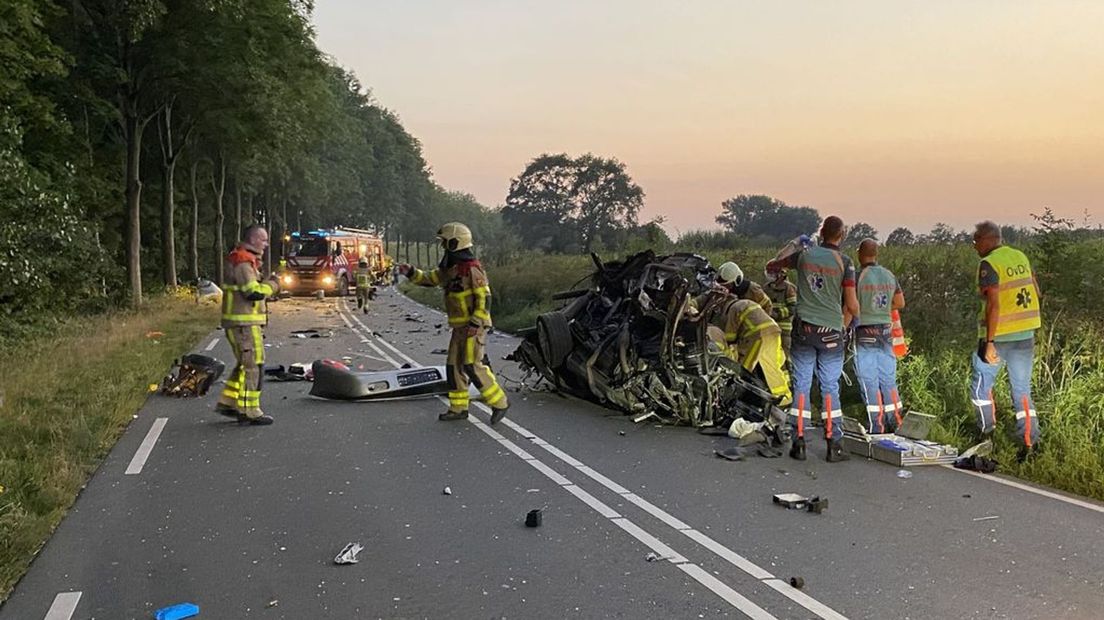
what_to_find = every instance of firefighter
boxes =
[969,220,1042,461]
[702,297,792,407]
[215,224,281,425]
[355,258,372,314]
[691,262,772,314]
[853,239,906,434]
[767,216,860,462]
[764,265,797,359]
[398,222,509,424]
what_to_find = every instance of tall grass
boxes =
[402,241,1104,500]
[0,292,218,600]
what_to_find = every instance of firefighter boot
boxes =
[826,439,851,462]
[439,410,469,421]
[789,437,806,461]
[490,404,509,426]
[238,413,274,426]
[215,404,240,418]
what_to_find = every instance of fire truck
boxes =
[279,227,390,295]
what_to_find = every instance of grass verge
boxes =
[0,291,219,601]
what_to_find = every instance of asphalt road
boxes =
[4,289,1104,619]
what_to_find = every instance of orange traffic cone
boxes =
[891,309,908,358]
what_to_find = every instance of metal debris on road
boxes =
[773,493,828,514]
[334,542,364,564]
[154,602,200,620]
[160,354,226,397]
[290,328,334,339]
[266,600,278,609]
[431,348,448,355]
[972,515,1000,522]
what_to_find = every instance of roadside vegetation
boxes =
[402,227,1104,502]
[0,292,218,599]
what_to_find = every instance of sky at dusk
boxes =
[312,1,1104,237]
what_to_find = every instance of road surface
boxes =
[4,290,1103,619]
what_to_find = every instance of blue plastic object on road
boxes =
[154,603,199,620]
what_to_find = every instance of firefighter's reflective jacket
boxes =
[221,245,280,328]
[409,260,492,329]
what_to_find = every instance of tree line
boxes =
[0,0,507,332]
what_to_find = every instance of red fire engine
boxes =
[279,227,389,295]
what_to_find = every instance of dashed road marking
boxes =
[125,418,167,475]
[204,337,219,351]
[43,591,81,620]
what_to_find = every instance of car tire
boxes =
[338,275,349,297]
[537,311,573,369]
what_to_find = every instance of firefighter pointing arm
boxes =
[398,222,510,425]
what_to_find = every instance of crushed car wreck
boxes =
[511,250,788,434]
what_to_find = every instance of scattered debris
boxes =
[266,600,278,609]
[310,362,476,401]
[430,348,448,355]
[618,430,626,436]
[313,290,325,300]
[773,493,828,514]
[443,486,452,496]
[896,469,913,479]
[154,602,200,620]
[290,328,333,339]
[146,330,165,339]
[264,363,312,382]
[713,447,747,461]
[789,576,805,589]
[645,552,660,562]
[196,279,222,303]
[334,542,364,564]
[403,314,425,323]
[972,515,1000,522]
[954,455,998,473]
[160,355,226,397]
[525,509,543,528]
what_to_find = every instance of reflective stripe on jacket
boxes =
[409,261,493,328]
[222,245,279,327]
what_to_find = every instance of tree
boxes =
[921,222,957,245]
[885,227,916,246]
[503,153,644,252]
[844,221,879,247]
[715,194,821,243]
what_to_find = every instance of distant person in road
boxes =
[355,258,372,314]
[767,216,860,462]
[853,239,906,433]
[970,220,1042,461]
[764,265,797,360]
[398,222,510,425]
[215,224,281,425]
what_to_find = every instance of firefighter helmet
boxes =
[436,222,473,251]
[358,258,368,268]
[716,262,744,286]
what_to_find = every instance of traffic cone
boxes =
[891,309,908,358]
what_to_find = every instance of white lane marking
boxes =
[44,591,81,620]
[680,565,777,620]
[368,318,847,620]
[125,418,168,475]
[497,438,535,461]
[338,304,778,619]
[946,466,1104,515]
[763,579,848,620]
[609,517,688,564]
[338,311,400,367]
[204,338,219,351]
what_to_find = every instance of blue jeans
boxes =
[788,321,845,440]
[854,325,902,434]
[969,337,1039,447]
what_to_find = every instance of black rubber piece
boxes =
[536,311,573,370]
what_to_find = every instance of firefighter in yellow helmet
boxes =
[689,261,772,315]
[699,296,792,408]
[215,224,281,425]
[398,223,510,424]
[354,257,372,314]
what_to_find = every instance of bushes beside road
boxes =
[401,241,1104,501]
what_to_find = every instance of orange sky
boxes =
[312,1,1104,237]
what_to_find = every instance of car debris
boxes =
[290,328,334,339]
[773,493,828,514]
[154,602,200,620]
[443,486,452,495]
[525,509,543,527]
[264,363,312,382]
[334,542,364,565]
[309,361,480,401]
[159,354,225,397]
[714,447,747,461]
[511,250,788,438]
[789,576,805,589]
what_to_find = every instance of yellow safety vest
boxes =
[978,245,1041,338]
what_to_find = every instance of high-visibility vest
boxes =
[977,245,1042,338]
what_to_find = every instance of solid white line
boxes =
[44,591,81,620]
[125,418,167,475]
[204,337,219,351]
[946,466,1104,515]
[762,579,848,620]
[608,518,688,564]
[682,529,773,580]
[497,438,535,461]
[679,564,778,620]
[525,458,574,487]
[575,464,632,495]
[623,493,692,531]
[563,484,623,519]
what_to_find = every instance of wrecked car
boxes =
[511,251,786,431]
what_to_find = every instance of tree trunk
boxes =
[246,191,255,227]
[234,175,242,242]
[264,198,273,275]
[211,156,227,285]
[189,159,200,282]
[124,113,145,306]
[159,159,177,287]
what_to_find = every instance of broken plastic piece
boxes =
[645,552,659,562]
[806,496,828,514]
[154,602,199,620]
[789,576,805,589]
[896,469,913,479]
[334,542,364,564]
[443,486,452,495]
[713,447,747,461]
[525,509,543,527]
